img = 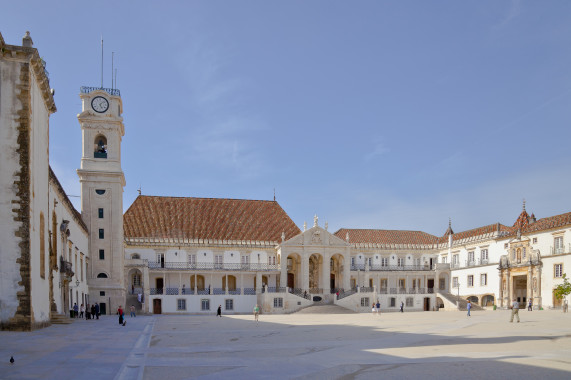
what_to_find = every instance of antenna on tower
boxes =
[100,36,104,88]
[114,68,117,90]
[111,52,114,90]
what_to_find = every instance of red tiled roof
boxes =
[123,195,300,242]
[437,223,513,244]
[513,210,530,230]
[334,229,438,245]
[509,211,571,236]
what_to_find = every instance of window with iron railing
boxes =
[554,237,564,254]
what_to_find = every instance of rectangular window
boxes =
[467,275,474,287]
[481,249,488,263]
[381,257,389,267]
[398,279,405,289]
[99,249,104,260]
[504,243,508,249]
[441,256,447,264]
[397,257,405,267]
[406,297,413,307]
[177,299,186,311]
[554,236,564,254]
[360,297,370,307]
[225,299,233,310]
[188,254,196,266]
[380,278,388,289]
[480,273,487,286]
[453,277,459,288]
[453,254,459,267]
[99,229,104,239]
[215,255,223,268]
[274,297,283,308]
[80,255,84,281]
[201,299,210,311]
[351,257,355,267]
[99,291,105,296]
[533,238,537,244]
[241,255,249,264]
[98,208,104,218]
[468,251,475,265]
[368,257,373,267]
[555,264,563,278]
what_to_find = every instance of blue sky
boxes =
[3,1,571,236]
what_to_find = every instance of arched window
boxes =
[97,273,108,278]
[94,135,108,158]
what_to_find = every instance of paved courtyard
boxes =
[1,308,571,379]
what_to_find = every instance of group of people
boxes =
[71,302,100,320]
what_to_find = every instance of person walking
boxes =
[118,305,126,326]
[253,304,260,323]
[94,303,100,319]
[510,299,520,323]
[79,304,85,319]
[217,305,222,317]
[73,303,79,318]
[85,304,91,320]
[130,305,136,318]
[376,301,381,316]
[467,300,471,317]
[400,301,404,313]
[528,299,532,311]
[90,304,96,319]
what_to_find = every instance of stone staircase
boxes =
[126,294,146,315]
[438,292,484,311]
[51,313,72,325]
[295,304,356,314]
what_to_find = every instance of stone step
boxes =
[295,304,355,314]
[51,313,72,324]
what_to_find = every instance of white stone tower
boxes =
[77,86,125,315]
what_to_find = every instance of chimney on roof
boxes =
[22,31,33,48]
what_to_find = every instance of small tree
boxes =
[554,274,571,311]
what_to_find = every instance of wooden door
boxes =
[153,299,162,314]
[287,273,294,289]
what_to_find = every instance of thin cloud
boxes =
[493,0,521,29]
[364,138,390,161]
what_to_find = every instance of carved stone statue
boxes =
[314,214,318,227]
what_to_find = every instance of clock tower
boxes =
[77,86,126,315]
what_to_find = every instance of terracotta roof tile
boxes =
[437,223,512,244]
[334,229,438,246]
[508,211,571,236]
[123,195,300,242]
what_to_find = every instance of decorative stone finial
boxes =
[313,214,318,227]
[346,232,349,242]
[303,221,307,232]
[325,221,328,231]
[22,31,33,48]
[523,198,526,211]
[281,231,285,242]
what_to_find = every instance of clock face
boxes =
[91,96,109,113]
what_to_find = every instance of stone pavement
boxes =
[1,309,571,379]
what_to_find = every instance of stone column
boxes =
[302,253,310,292]
[498,270,503,308]
[343,249,351,291]
[280,253,288,290]
[527,266,533,304]
[537,266,542,308]
[322,253,330,293]
[255,272,262,293]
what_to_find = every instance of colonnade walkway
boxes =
[1,309,571,379]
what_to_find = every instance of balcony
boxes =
[147,262,279,271]
[355,264,434,272]
[59,257,74,278]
